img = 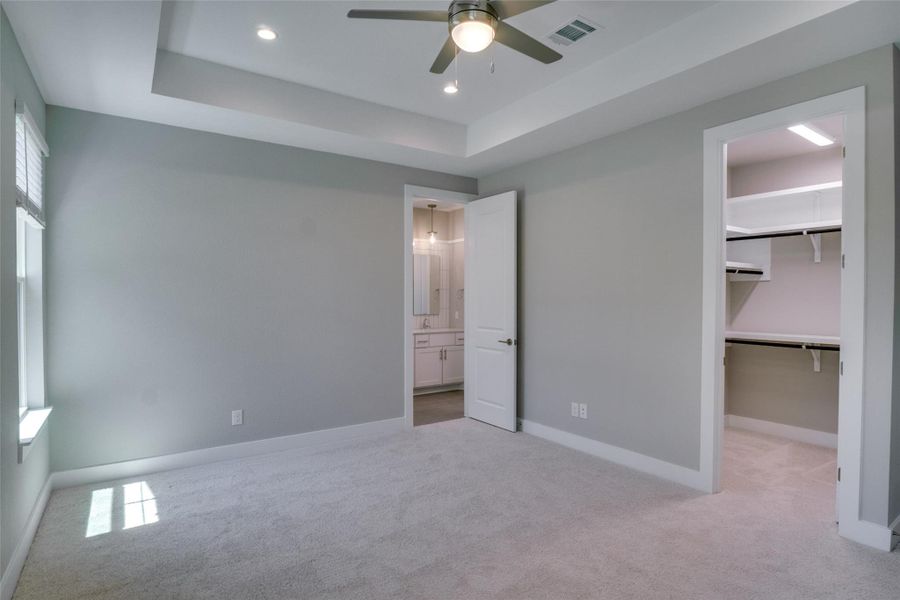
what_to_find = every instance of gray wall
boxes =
[45,107,475,472]
[478,45,896,526]
[0,7,50,577]
[727,345,839,434]
[728,147,843,197]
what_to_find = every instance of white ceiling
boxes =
[158,1,711,125]
[728,115,844,167]
[5,1,900,177]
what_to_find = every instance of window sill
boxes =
[18,407,51,463]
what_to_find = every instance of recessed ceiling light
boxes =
[256,26,278,41]
[787,124,834,147]
[443,82,458,94]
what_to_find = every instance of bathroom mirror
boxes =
[413,254,441,315]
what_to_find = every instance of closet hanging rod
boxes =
[726,225,841,242]
[725,338,839,352]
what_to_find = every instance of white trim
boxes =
[725,414,837,449]
[520,419,707,491]
[702,88,871,544]
[0,476,51,600]
[404,185,476,430]
[52,417,404,490]
[726,180,842,204]
[18,408,52,446]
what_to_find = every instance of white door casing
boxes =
[465,191,517,431]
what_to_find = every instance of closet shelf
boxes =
[725,331,839,372]
[726,220,841,242]
[725,330,840,350]
[725,261,764,276]
[726,180,842,242]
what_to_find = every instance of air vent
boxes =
[547,16,602,47]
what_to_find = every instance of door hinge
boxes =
[723,355,726,366]
[837,467,841,482]
[842,254,846,268]
[840,361,843,375]
[842,146,846,158]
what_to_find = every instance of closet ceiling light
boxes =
[444,82,459,94]
[787,124,834,147]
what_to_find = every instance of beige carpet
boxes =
[14,421,900,599]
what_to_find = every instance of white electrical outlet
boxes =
[571,402,579,417]
[579,403,587,419]
[231,410,243,426]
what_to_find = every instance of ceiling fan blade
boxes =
[494,21,562,64]
[490,0,556,20]
[347,9,447,22]
[430,37,457,74]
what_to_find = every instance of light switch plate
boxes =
[232,410,243,426]
[571,402,579,417]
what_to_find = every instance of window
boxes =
[15,101,50,452]
[16,103,46,224]
[17,216,28,416]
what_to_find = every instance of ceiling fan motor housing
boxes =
[448,0,498,35]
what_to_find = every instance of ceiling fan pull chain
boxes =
[455,45,460,90]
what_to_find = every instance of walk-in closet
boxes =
[722,116,843,502]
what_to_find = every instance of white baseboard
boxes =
[52,417,405,490]
[725,414,837,449]
[519,419,707,492]
[0,476,52,600]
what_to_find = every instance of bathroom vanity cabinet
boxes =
[413,330,464,389]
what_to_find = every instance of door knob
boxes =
[498,338,513,346]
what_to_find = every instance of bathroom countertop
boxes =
[413,328,463,334]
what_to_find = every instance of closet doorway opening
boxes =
[700,88,883,549]
[403,186,475,429]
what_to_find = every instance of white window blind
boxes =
[15,101,48,227]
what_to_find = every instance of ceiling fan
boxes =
[347,1,563,74]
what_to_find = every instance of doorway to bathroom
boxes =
[404,185,519,432]
[411,197,467,425]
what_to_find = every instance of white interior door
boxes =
[465,191,517,431]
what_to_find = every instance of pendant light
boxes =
[427,204,438,244]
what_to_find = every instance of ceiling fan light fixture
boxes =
[451,19,495,53]
[443,82,459,94]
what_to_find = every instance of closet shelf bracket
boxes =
[809,233,822,263]
[809,348,821,372]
